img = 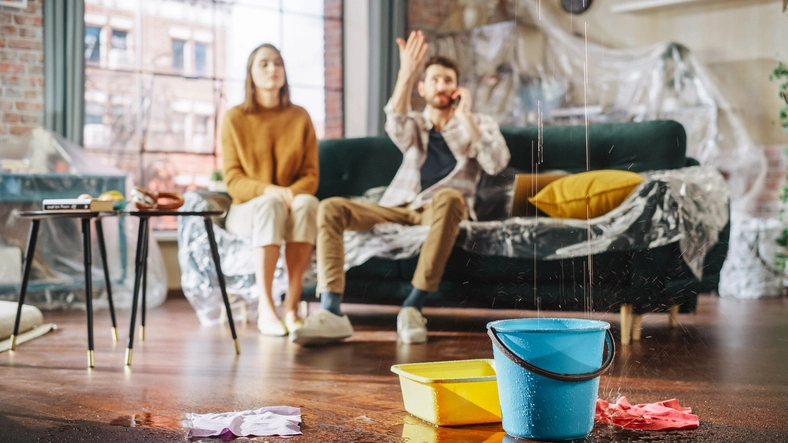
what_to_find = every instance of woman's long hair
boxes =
[241,43,291,113]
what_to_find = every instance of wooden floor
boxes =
[1,293,787,443]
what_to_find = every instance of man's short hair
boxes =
[423,55,460,82]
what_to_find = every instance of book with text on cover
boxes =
[42,198,115,212]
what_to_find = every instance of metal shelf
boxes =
[0,173,126,203]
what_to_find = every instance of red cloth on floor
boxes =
[595,397,699,430]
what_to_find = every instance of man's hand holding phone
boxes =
[451,87,472,115]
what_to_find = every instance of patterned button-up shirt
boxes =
[379,101,511,220]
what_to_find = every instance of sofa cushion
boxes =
[316,137,403,200]
[501,120,687,174]
[529,170,644,219]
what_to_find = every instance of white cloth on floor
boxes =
[187,406,301,438]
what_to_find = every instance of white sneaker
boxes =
[397,307,428,344]
[289,310,353,345]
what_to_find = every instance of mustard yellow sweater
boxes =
[221,104,319,204]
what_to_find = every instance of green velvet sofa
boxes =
[309,120,729,343]
[180,119,728,343]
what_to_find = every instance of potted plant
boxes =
[771,61,788,273]
[208,169,227,192]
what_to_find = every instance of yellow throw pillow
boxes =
[528,170,644,219]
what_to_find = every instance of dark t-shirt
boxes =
[420,128,457,191]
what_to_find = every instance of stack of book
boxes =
[0,158,31,173]
[42,198,115,212]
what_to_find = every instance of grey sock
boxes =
[402,287,429,311]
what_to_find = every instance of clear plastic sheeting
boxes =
[0,127,166,311]
[718,217,784,299]
[179,192,258,326]
[431,2,763,217]
[430,1,764,298]
[343,167,728,281]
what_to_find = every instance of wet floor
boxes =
[109,412,185,429]
[1,295,787,442]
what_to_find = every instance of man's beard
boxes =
[428,93,453,110]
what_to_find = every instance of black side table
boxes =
[121,209,239,366]
[11,211,119,368]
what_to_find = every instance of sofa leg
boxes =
[668,305,680,328]
[632,313,643,341]
[620,304,633,345]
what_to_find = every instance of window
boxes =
[111,30,127,50]
[172,39,185,72]
[85,26,101,64]
[194,42,206,77]
[83,0,344,230]
[194,114,209,134]
[85,102,105,125]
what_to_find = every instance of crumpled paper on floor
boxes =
[595,397,699,430]
[187,406,302,438]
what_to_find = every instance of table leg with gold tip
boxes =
[140,222,149,342]
[126,218,148,366]
[203,218,240,355]
[95,219,119,342]
[11,219,40,351]
[81,218,96,368]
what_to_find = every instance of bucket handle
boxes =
[488,327,616,383]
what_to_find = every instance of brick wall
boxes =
[323,0,343,139]
[0,0,44,141]
[759,145,787,218]
[407,0,457,40]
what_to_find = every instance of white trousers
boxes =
[225,194,319,247]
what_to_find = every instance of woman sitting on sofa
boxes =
[221,43,319,337]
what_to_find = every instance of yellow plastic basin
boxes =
[391,359,502,426]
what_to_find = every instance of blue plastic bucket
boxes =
[487,318,614,441]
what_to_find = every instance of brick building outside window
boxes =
[82,0,344,230]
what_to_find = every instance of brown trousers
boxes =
[317,188,468,294]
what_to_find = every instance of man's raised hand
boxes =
[395,30,429,79]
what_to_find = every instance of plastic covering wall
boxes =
[430,11,763,215]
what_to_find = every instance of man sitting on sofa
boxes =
[290,30,510,346]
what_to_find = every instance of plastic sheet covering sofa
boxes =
[0,127,166,310]
[178,120,730,343]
